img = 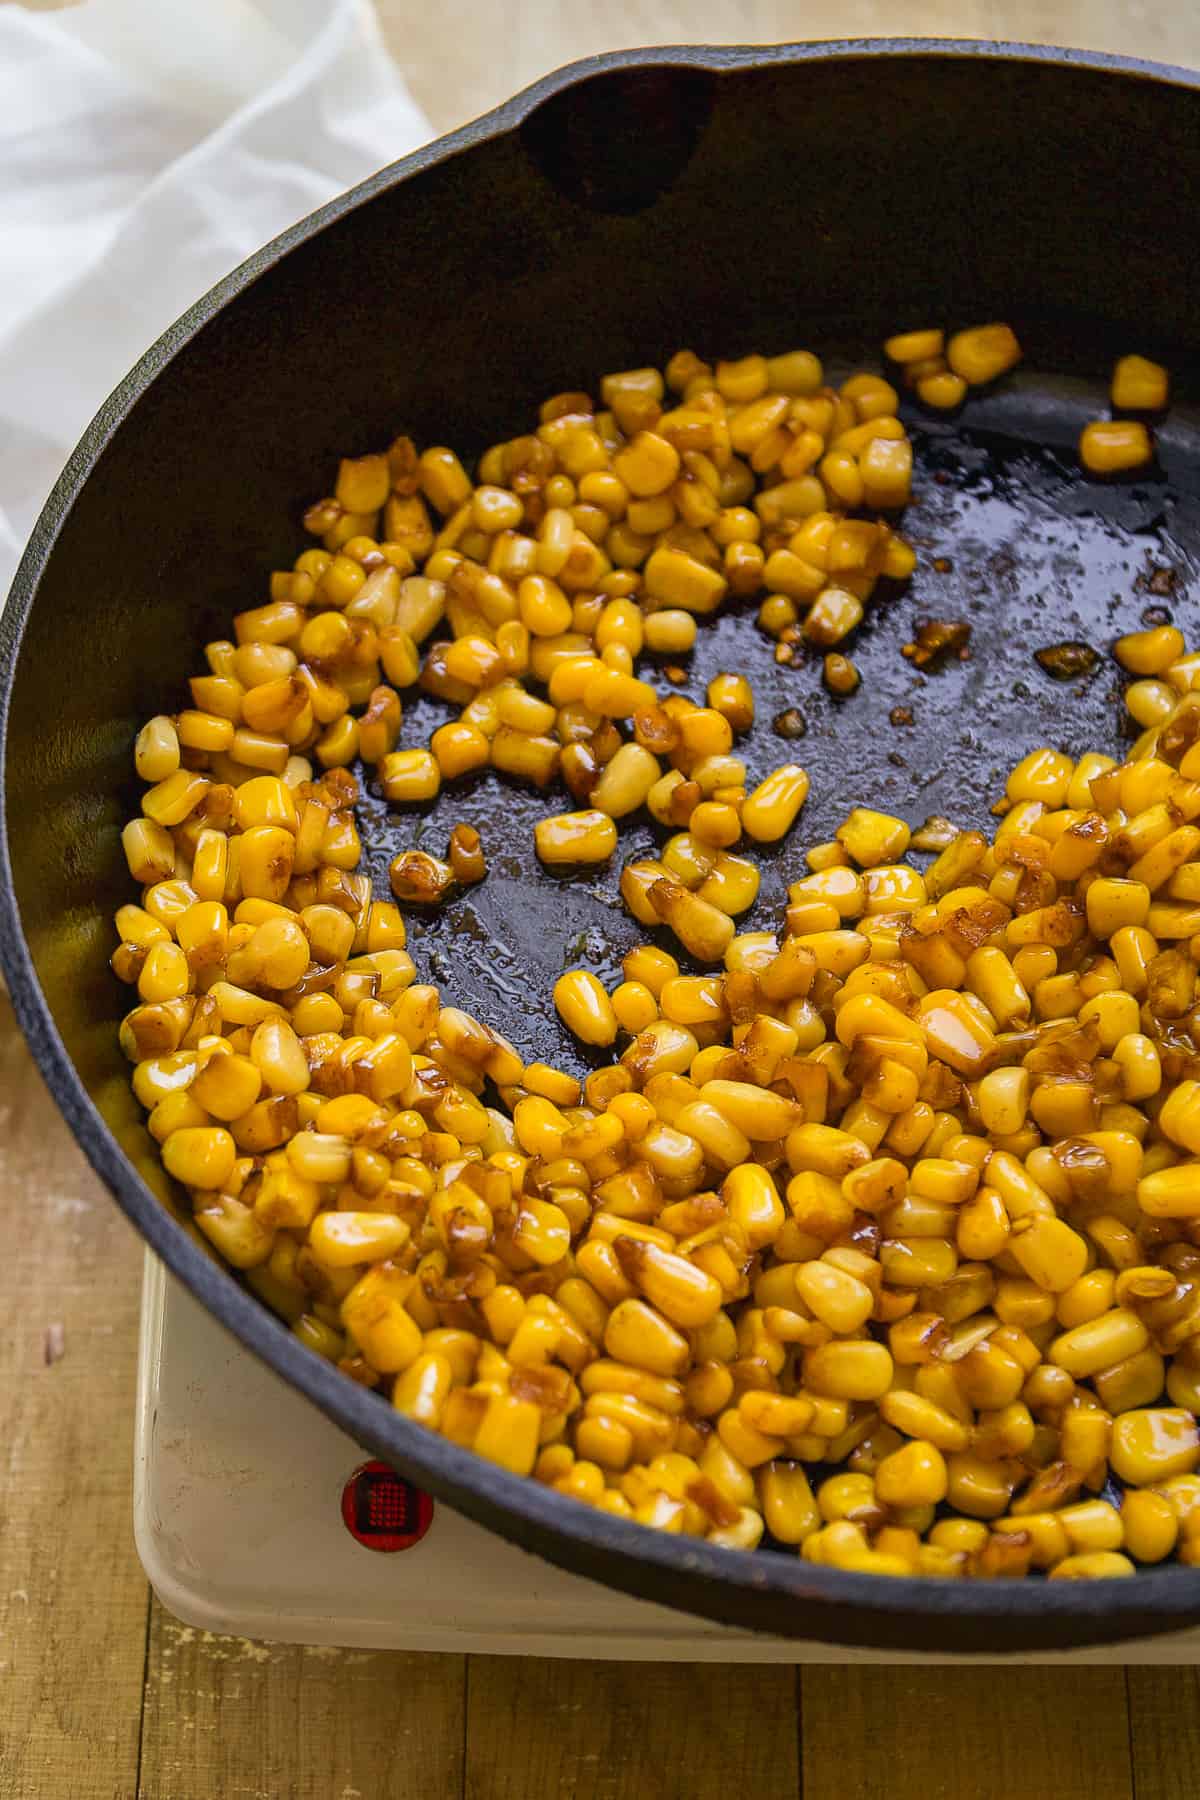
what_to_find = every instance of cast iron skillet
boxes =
[4,40,1200,1653]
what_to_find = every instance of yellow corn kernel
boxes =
[697,852,760,918]
[122,818,178,886]
[1048,1552,1135,1579]
[1056,1269,1117,1333]
[135,714,184,785]
[643,545,727,614]
[737,1395,815,1448]
[975,1067,1030,1136]
[331,454,388,515]
[804,1340,894,1401]
[643,609,698,655]
[609,981,658,1036]
[875,1440,948,1508]
[611,1236,722,1330]
[162,1125,237,1191]
[115,905,173,953]
[141,767,211,829]
[1049,1308,1150,1377]
[1080,419,1153,474]
[1053,1500,1124,1557]
[510,1197,571,1268]
[1112,354,1169,411]
[716,1163,782,1251]
[416,445,471,515]
[471,1395,541,1477]
[1007,1215,1089,1295]
[189,1047,265,1120]
[740,763,809,843]
[231,826,291,904]
[803,585,863,648]
[885,327,944,364]
[915,990,997,1078]
[860,435,913,508]
[284,1131,351,1195]
[697,1079,794,1144]
[791,866,864,919]
[946,323,1021,385]
[1138,1164,1200,1218]
[590,743,661,819]
[1116,625,1185,679]
[604,1298,689,1378]
[756,1462,819,1544]
[196,1194,275,1270]
[705,672,754,735]
[379,749,441,804]
[582,667,658,719]
[529,810,615,870]
[147,1091,210,1144]
[315,1215,411,1276]
[1121,1489,1178,1564]
[794,1260,874,1334]
[137,941,193,1004]
[1110,1409,1200,1487]
[944,1453,1016,1520]
[1158,1079,1200,1155]
[554,971,619,1047]
[879,1389,969,1454]
[612,430,680,498]
[425,720,487,780]
[392,1351,453,1428]
[836,808,910,867]
[1086,876,1151,940]
[917,369,968,409]
[645,879,734,963]
[1007,747,1075,807]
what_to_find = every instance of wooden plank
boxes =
[1127,1669,1200,1800]
[0,999,149,1800]
[137,1596,466,1800]
[802,1668,1132,1800]
[464,1657,799,1800]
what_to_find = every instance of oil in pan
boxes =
[358,360,1198,1077]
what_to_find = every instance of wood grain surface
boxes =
[4,3,1200,1798]
[386,0,1200,142]
[802,1668,1134,1800]
[464,1659,800,1800]
[0,996,147,1800]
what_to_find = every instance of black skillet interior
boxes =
[387,379,1200,1074]
[4,43,1200,1652]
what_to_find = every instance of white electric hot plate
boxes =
[134,1254,1200,1662]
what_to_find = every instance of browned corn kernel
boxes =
[448,823,486,885]
[823,653,860,695]
[706,672,754,734]
[388,850,456,906]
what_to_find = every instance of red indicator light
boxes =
[340,1460,434,1552]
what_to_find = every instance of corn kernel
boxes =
[1080,419,1153,474]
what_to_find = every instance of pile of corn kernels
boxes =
[114,326,1200,1580]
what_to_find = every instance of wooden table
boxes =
[6,3,1200,1795]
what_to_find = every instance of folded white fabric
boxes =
[0,0,431,600]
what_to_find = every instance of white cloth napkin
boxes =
[0,0,432,601]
